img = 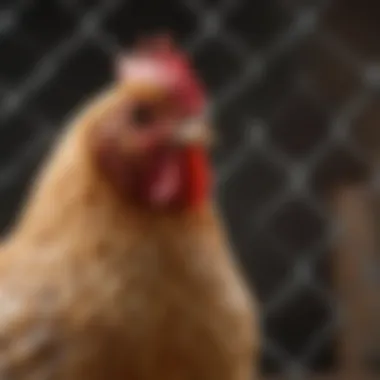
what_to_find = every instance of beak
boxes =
[172,116,217,147]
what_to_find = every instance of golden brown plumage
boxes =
[0,37,260,380]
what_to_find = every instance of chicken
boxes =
[0,36,260,380]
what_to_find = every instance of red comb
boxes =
[118,34,206,115]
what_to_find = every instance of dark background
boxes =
[1,0,379,376]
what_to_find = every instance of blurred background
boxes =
[0,0,379,378]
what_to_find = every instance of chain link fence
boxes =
[0,0,379,378]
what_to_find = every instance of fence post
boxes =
[329,184,378,377]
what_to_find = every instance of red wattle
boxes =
[183,146,211,208]
[136,146,211,210]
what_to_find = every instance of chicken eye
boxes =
[131,102,157,128]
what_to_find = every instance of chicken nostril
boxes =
[131,102,157,129]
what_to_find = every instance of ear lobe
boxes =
[201,122,218,148]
